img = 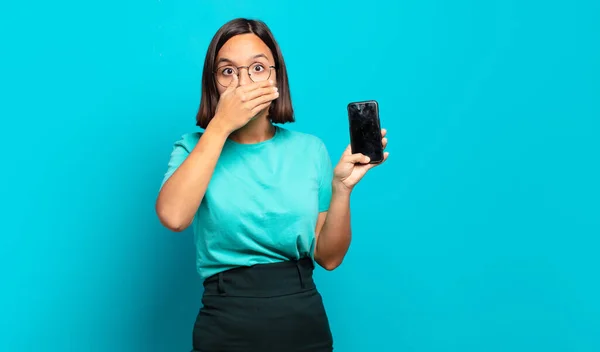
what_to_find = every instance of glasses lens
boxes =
[249,63,272,82]
[216,66,235,86]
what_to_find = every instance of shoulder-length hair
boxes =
[196,18,294,129]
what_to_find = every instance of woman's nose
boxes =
[238,69,252,86]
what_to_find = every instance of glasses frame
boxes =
[214,64,276,87]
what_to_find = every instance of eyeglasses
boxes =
[214,63,276,87]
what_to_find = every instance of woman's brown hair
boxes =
[196,18,294,129]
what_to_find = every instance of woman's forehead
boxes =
[217,34,273,63]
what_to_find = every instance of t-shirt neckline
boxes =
[225,125,281,148]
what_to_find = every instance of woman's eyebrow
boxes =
[216,57,233,65]
[251,53,268,61]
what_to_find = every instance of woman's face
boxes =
[214,34,277,95]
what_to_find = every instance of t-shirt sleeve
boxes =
[317,141,334,212]
[160,135,195,189]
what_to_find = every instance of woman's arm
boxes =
[155,123,229,232]
[314,185,352,270]
[314,129,388,270]
[156,78,279,232]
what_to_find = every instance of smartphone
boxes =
[347,100,384,164]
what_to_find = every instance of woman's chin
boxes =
[251,108,270,122]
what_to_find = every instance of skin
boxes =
[155,33,389,271]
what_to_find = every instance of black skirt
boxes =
[191,257,334,352]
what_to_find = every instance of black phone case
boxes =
[347,100,384,164]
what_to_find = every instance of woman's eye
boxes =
[221,68,234,75]
[253,64,265,72]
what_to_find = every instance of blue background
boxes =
[1,0,599,351]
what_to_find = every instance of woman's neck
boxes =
[228,112,275,144]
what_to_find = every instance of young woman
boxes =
[156,18,388,352]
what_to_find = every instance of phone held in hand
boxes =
[347,100,384,164]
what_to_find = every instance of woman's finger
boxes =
[247,91,279,110]
[242,86,278,102]
[344,153,370,164]
[251,100,273,116]
[365,151,389,170]
[239,79,275,93]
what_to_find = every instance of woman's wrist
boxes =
[332,180,352,199]
[206,115,232,139]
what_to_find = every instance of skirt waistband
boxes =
[203,257,315,298]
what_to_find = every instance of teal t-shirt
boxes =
[161,126,334,280]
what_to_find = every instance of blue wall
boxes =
[1,0,599,351]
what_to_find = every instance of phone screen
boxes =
[347,100,383,163]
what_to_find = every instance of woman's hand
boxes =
[211,74,279,134]
[333,128,389,192]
